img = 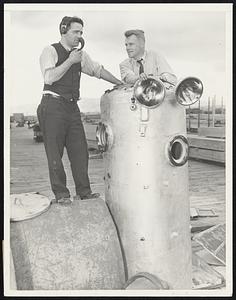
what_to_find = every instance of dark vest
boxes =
[44,42,81,100]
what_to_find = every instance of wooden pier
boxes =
[10,126,225,215]
[9,125,227,290]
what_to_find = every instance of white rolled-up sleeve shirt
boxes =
[119,50,174,84]
[40,45,103,85]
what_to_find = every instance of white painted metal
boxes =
[10,199,125,289]
[100,84,192,289]
[10,193,51,222]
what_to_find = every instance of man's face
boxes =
[64,22,83,48]
[125,34,144,59]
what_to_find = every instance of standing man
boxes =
[120,29,177,86]
[38,16,122,204]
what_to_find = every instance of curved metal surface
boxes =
[124,272,170,290]
[10,193,51,222]
[167,135,189,167]
[96,122,113,153]
[10,198,125,289]
[175,77,203,106]
[134,78,165,108]
[100,86,192,289]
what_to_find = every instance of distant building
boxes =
[13,113,24,123]
[12,113,25,127]
[83,112,101,124]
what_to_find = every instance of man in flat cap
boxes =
[120,29,177,86]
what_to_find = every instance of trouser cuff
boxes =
[55,193,70,200]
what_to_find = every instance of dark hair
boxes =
[124,29,145,42]
[59,16,84,34]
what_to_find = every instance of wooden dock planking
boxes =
[188,133,225,163]
[198,127,225,138]
[10,126,226,226]
[9,126,228,289]
[188,136,225,151]
[189,148,225,163]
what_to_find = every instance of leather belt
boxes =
[43,93,78,102]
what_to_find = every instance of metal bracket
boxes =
[140,106,149,122]
[139,124,147,137]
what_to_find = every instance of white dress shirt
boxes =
[40,43,103,96]
[119,50,174,84]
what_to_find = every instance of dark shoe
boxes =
[57,197,73,205]
[80,192,100,200]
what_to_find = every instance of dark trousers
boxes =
[37,95,91,200]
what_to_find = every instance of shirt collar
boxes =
[59,41,72,52]
[132,50,147,63]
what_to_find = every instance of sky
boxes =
[4,3,232,115]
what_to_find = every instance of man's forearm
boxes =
[100,68,123,85]
[123,73,139,84]
[45,59,73,84]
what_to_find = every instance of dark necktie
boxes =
[137,59,144,75]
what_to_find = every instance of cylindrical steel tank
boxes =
[97,79,197,289]
[10,198,125,290]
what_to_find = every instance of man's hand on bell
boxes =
[68,50,83,64]
[139,73,148,80]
